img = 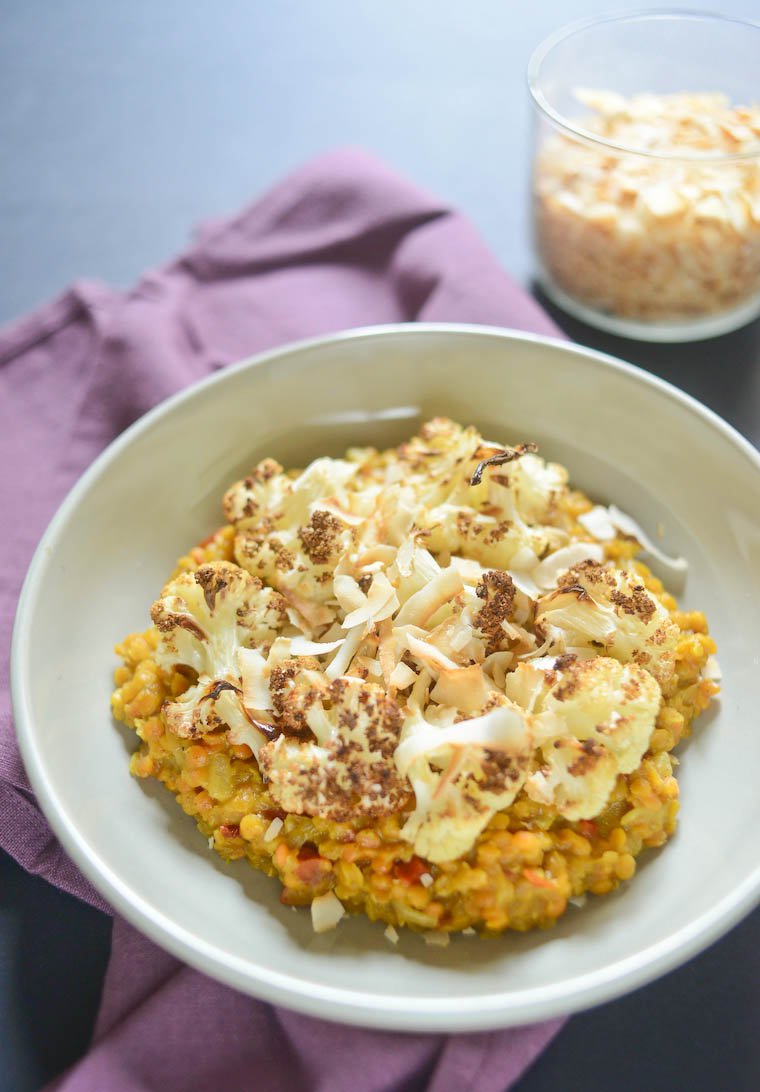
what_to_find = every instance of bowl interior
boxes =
[12,325,760,1030]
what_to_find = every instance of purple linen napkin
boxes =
[0,148,563,1091]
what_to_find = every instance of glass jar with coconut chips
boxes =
[528,11,760,341]
[112,419,719,943]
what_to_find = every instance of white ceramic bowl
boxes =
[12,324,760,1031]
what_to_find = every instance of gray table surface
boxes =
[2,2,760,1089]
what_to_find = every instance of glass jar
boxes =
[528,10,760,342]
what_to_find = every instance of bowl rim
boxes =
[11,321,760,1031]
[526,7,760,163]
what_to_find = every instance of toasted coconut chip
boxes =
[317,499,365,526]
[578,505,688,591]
[395,555,441,608]
[606,505,688,589]
[227,719,269,759]
[448,556,487,584]
[703,655,722,681]
[319,621,345,642]
[449,623,475,652]
[341,572,399,629]
[506,568,541,599]
[285,607,305,630]
[423,931,450,947]
[283,590,334,631]
[424,704,459,728]
[395,536,416,577]
[288,635,346,656]
[375,492,417,548]
[325,624,366,680]
[377,618,396,685]
[577,506,617,541]
[394,566,463,628]
[408,668,432,712]
[481,650,514,690]
[360,656,383,678]
[311,891,346,934]
[503,662,549,713]
[342,595,396,631]
[268,635,301,663]
[355,544,398,567]
[340,599,374,630]
[430,664,492,713]
[499,618,524,642]
[239,647,273,711]
[334,573,367,613]
[373,596,401,626]
[406,633,458,673]
[389,661,418,690]
[392,622,427,649]
[395,705,531,777]
[532,542,605,589]
[263,816,284,841]
[333,553,355,579]
[411,546,441,582]
[423,613,460,648]
[518,634,555,660]
[526,656,561,672]
[305,703,335,745]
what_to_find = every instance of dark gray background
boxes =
[2,2,759,1089]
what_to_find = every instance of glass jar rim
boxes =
[527,7,760,163]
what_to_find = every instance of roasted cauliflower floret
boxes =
[226,454,359,529]
[403,745,534,863]
[416,442,568,570]
[258,675,408,821]
[393,418,566,522]
[535,560,679,685]
[526,736,619,824]
[402,759,496,863]
[222,457,288,522]
[542,656,662,774]
[505,452,568,524]
[227,457,361,607]
[392,418,486,504]
[150,561,287,739]
[506,656,661,820]
[394,700,534,862]
[234,508,357,608]
[265,655,328,735]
